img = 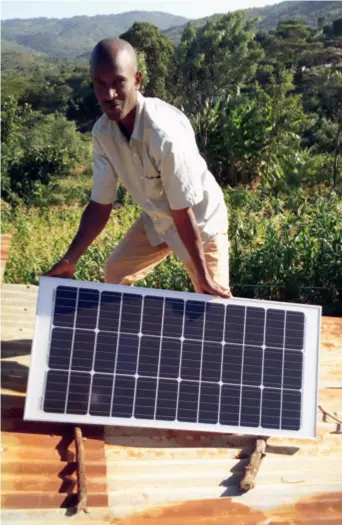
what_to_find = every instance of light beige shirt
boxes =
[91,92,228,263]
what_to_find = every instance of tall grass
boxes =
[2,174,341,313]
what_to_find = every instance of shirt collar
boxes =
[112,91,145,145]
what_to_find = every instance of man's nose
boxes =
[104,87,117,101]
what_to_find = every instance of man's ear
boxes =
[135,71,143,89]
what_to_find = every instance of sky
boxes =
[1,0,280,21]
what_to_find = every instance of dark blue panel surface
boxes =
[261,388,281,429]
[98,291,121,332]
[138,336,160,377]
[180,340,202,381]
[265,309,285,348]
[163,298,184,338]
[116,334,139,375]
[243,345,263,386]
[111,376,135,418]
[285,311,304,350]
[201,342,222,382]
[75,288,99,330]
[159,339,181,379]
[156,379,178,421]
[94,332,117,373]
[178,381,199,422]
[263,348,283,388]
[281,390,301,430]
[199,383,220,424]
[142,296,163,336]
[90,374,113,416]
[120,293,142,334]
[222,344,243,384]
[283,350,303,390]
[240,386,261,427]
[184,300,205,340]
[71,329,95,371]
[225,305,245,344]
[48,328,73,370]
[46,285,306,433]
[205,303,225,342]
[44,370,68,413]
[53,286,77,327]
[245,307,265,346]
[66,372,91,415]
[134,377,157,419]
[220,384,240,425]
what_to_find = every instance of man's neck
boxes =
[119,106,137,142]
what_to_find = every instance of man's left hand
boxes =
[197,275,232,298]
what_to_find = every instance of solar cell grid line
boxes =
[258,306,268,429]
[153,297,166,420]
[237,305,247,427]
[63,287,80,414]
[216,300,228,426]
[131,294,146,419]
[174,297,187,421]
[86,288,102,416]
[279,310,288,430]
[196,298,208,423]
[108,291,124,418]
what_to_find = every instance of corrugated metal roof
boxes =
[1,283,341,525]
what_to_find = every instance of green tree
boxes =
[191,70,310,186]
[120,22,173,99]
[174,12,263,112]
[312,71,342,187]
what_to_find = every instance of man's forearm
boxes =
[64,201,112,263]
[171,207,208,282]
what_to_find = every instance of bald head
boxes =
[90,38,142,123]
[90,38,138,74]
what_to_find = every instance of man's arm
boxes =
[44,200,112,278]
[171,207,230,298]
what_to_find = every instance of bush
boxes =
[2,146,72,205]
[1,97,91,206]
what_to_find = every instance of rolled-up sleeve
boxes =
[156,132,204,211]
[90,133,118,204]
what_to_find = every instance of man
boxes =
[45,38,231,298]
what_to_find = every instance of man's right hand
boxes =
[43,259,76,279]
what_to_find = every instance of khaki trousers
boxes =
[104,216,230,292]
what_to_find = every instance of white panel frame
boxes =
[24,276,322,439]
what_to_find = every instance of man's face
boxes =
[91,52,142,122]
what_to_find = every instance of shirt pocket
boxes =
[144,174,164,200]
[142,148,164,200]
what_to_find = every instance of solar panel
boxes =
[24,277,321,438]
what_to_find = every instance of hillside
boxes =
[250,0,342,30]
[1,11,188,59]
[164,1,342,44]
[2,2,342,59]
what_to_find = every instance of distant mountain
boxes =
[250,1,342,30]
[1,11,188,59]
[2,2,342,59]
[163,1,342,44]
